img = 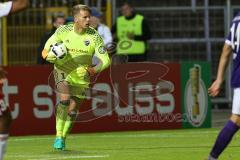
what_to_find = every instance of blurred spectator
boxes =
[65,16,74,25]
[111,2,151,63]
[90,7,112,66]
[37,13,65,64]
[90,7,112,45]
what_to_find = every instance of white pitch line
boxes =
[9,130,220,142]
[9,137,51,141]
[7,155,109,160]
[29,155,109,160]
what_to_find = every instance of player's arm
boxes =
[10,0,28,14]
[0,0,29,17]
[134,18,152,41]
[208,43,232,97]
[87,33,110,76]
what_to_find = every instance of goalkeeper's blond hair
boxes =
[72,4,91,17]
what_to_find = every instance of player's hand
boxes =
[86,67,96,77]
[208,80,222,97]
[0,68,7,84]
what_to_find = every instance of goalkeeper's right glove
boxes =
[86,67,96,77]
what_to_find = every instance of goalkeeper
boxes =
[42,4,110,150]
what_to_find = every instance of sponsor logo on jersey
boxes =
[68,48,88,54]
[84,40,90,46]
[98,46,107,54]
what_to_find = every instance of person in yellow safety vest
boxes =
[111,2,151,63]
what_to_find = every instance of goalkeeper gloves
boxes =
[86,67,96,77]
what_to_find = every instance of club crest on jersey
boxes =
[98,46,107,54]
[84,40,90,46]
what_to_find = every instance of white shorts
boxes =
[232,88,240,115]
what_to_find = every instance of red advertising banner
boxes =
[5,65,56,135]
[5,63,181,136]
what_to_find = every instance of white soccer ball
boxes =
[51,42,67,59]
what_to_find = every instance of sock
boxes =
[210,120,239,158]
[56,103,68,138]
[0,134,8,160]
[62,120,74,138]
[56,118,65,138]
[62,113,76,138]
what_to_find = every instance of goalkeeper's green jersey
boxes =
[43,24,110,87]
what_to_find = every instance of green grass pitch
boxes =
[5,128,240,160]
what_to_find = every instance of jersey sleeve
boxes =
[0,2,12,18]
[42,27,63,63]
[225,28,233,47]
[225,20,238,49]
[93,32,111,73]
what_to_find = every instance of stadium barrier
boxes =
[4,62,211,136]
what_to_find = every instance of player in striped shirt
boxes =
[208,12,240,160]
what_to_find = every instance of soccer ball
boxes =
[51,42,67,59]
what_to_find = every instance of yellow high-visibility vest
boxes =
[117,14,145,55]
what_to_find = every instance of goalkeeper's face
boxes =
[74,10,91,30]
